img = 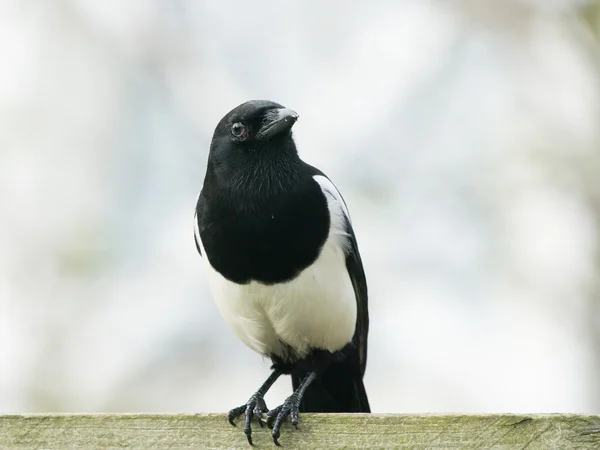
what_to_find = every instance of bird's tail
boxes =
[291,350,370,413]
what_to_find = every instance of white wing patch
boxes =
[193,211,202,256]
[313,175,351,252]
[313,175,351,223]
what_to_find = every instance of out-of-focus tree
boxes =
[2,0,600,414]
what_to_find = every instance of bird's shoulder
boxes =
[301,163,352,225]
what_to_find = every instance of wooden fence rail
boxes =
[1,413,599,449]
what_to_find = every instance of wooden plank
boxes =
[0,414,599,449]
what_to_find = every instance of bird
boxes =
[194,100,370,446]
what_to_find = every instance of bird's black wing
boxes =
[304,164,369,376]
[342,215,369,376]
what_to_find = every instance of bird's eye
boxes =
[231,122,247,139]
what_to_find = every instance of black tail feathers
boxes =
[291,350,370,413]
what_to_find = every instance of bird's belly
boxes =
[199,234,357,360]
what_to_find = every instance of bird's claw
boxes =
[228,405,246,426]
[266,393,301,446]
[227,392,269,445]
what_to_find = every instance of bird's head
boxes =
[209,100,299,157]
[205,100,302,196]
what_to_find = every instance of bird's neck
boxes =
[206,146,305,210]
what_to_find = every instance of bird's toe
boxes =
[268,394,301,445]
[228,405,247,426]
[266,404,282,429]
[228,391,270,445]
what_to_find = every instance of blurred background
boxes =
[2,0,600,415]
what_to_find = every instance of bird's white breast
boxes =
[195,175,357,360]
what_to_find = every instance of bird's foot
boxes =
[266,393,301,446]
[228,392,269,446]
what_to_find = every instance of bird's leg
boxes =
[228,368,283,445]
[266,371,317,446]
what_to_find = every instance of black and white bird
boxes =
[194,100,370,446]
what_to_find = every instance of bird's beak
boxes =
[256,108,299,140]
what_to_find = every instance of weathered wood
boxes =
[0,414,599,449]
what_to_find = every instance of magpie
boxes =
[194,100,370,446]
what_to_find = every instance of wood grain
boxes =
[1,414,599,449]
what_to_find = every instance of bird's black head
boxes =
[211,100,299,151]
[206,100,301,192]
